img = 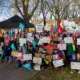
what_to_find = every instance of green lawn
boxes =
[29,67,80,80]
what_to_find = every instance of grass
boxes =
[29,66,80,80]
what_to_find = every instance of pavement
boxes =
[0,62,36,80]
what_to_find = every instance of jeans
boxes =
[5,56,13,62]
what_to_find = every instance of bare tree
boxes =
[13,0,40,21]
[48,0,75,23]
[0,0,12,19]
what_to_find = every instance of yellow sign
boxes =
[28,28,35,33]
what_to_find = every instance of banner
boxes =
[19,38,26,44]
[23,54,32,60]
[64,37,73,43]
[53,59,64,67]
[36,24,43,32]
[71,62,80,70]
[57,44,66,50]
[33,57,42,64]
[77,38,80,45]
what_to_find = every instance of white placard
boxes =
[53,59,64,67]
[27,37,34,43]
[36,24,43,32]
[64,37,73,43]
[33,57,42,64]
[38,38,43,45]
[44,25,51,31]
[16,52,22,57]
[27,33,32,37]
[19,38,26,44]
[71,62,80,70]
[57,44,66,50]
[77,38,80,45]
[42,37,51,43]
[23,54,32,60]
[34,64,41,70]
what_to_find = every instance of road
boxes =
[0,62,35,80]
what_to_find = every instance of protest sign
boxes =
[33,57,42,64]
[16,52,22,57]
[44,25,51,31]
[64,37,73,43]
[11,51,18,57]
[23,54,32,60]
[19,38,26,44]
[28,28,35,33]
[77,38,80,45]
[27,37,34,43]
[36,24,43,32]
[34,64,41,70]
[38,38,43,45]
[42,37,50,43]
[53,59,64,67]
[27,33,32,37]
[57,44,66,50]
[71,62,80,70]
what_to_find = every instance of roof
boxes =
[0,15,34,29]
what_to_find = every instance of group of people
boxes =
[0,26,80,72]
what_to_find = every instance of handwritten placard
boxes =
[77,38,80,45]
[42,37,51,43]
[44,25,51,31]
[71,62,80,70]
[53,59,64,67]
[33,57,42,64]
[23,54,32,60]
[57,44,66,50]
[34,64,41,70]
[64,37,73,43]
[26,37,34,43]
[19,38,26,44]
[36,24,43,32]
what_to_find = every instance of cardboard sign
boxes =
[19,38,26,44]
[57,44,66,50]
[64,37,73,43]
[53,59,64,67]
[33,57,42,64]
[27,37,34,43]
[42,37,50,43]
[35,53,42,58]
[71,62,80,70]
[77,38,80,45]
[44,25,51,31]
[45,55,53,62]
[34,64,41,70]
[36,24,43,32]
[23,54,32,60]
